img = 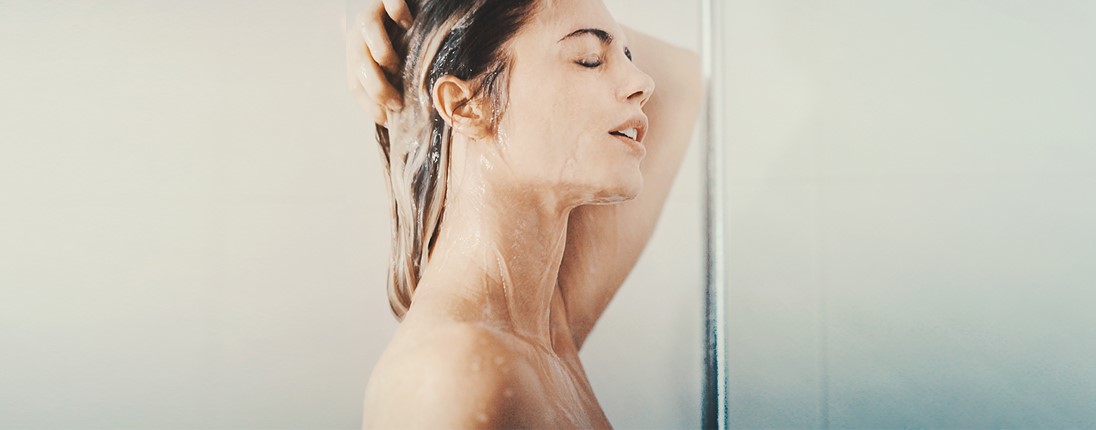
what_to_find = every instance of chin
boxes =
[586,169,644,204]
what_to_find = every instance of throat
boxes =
[414,186,574,351]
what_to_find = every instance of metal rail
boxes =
[700,0,727,428]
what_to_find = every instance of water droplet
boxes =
[476,412,489,423]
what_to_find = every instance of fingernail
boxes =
[400,19,413,29]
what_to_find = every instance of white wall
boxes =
[722,1,1096,428]
[0,1,701,428]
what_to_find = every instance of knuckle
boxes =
[373,46,397,66]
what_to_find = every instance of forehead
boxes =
[522,0,624,44]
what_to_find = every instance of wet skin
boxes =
[354,0,702,427]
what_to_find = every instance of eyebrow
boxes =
[558,28,614,44]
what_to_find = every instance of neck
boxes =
[412,148,573,352]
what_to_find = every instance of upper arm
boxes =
[557,28,704,349]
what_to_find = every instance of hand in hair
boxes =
[346,0,412,124]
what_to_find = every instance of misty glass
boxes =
[715,1,1096,428]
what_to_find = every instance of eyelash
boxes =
[576,58,603,68]
[576,49,632,69]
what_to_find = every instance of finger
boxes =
[352,85,388,125]
[381,0,413,29]
[360,12,399,73]
[359,43,403,110]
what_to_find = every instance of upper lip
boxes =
[609,114,649,143]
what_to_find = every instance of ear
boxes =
[431,75,491,139]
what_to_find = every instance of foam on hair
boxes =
[375,0,539,320]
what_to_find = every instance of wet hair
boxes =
[376,0,540,320]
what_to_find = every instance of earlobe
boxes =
[431,76,490,139]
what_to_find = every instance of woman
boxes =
[347,0,701,427]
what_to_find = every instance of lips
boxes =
[608,114,649,144]
[610,128,638,140]
[613,113,644,143]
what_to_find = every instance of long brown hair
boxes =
[375,0,540,320]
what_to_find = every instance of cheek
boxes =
[501,62,635,192]
[502,73,587,167]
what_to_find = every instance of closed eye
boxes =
[576,57,603,68]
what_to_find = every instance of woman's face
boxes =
[493,0,654,205]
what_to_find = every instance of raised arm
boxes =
[349,6,702,349]
[557,28,703,349]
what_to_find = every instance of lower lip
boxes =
[610,134,646,157]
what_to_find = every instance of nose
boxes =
[621,62,655,107]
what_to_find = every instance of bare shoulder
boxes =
[362,322,543,429]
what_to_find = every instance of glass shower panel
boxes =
[718,1,1096,428]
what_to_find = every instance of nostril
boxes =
[630,86,652,106]
[631,74,655,105]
